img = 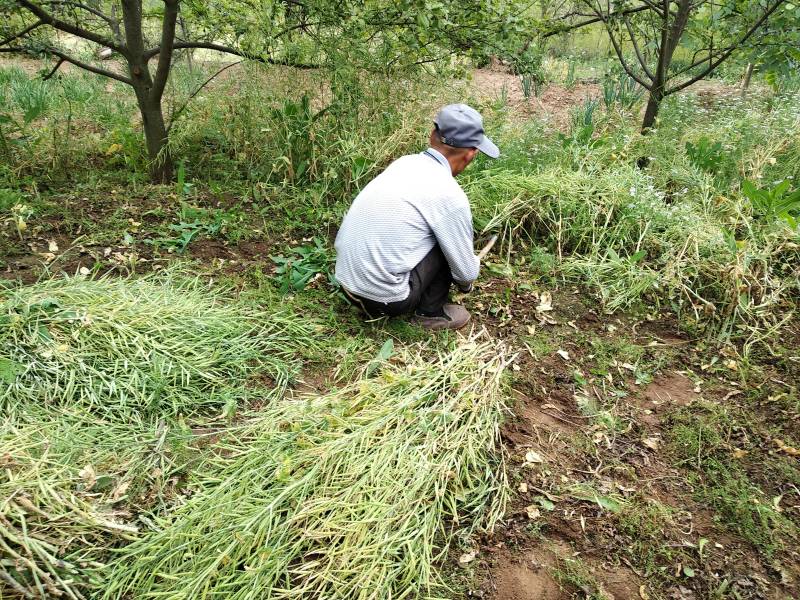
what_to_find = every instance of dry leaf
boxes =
[556,349,570,361]
[79,266,91,276]
[642,437,660,451]
[48,240,58,252]
[459,551,477,564]
[525,505,541,520]
[731,448,747,459]
[639,585,650,600]
[518,482,528,493]
[524,450,544,464]
[536,291,553,312]
[79,464,96,490]
[112,481,130,501]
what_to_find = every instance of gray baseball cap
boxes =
[433,103,499,158]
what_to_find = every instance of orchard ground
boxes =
[1,57,799,600]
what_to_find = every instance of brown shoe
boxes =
[414,304,471,331]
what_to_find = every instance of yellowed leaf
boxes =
[459,551,477,564]
[524,450,544,464]
[536,291,553,313]
[642,437,660,451]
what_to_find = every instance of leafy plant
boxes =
[602,72,643,110]
[12,77,50,126]
[685,136,724,173]
[148,203,227,253]
[270,94,318,184]
[559,98,604,148]
[742,179,800,227]
[564,59,577,89]
[271,237,335,293]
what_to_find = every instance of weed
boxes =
[685,136,725,173]
[602,72,644,111]
[0,269,315,418]
[742,179,800,228]
[667,403,797,557]
[271,237,336,293]
[103,339,510,599]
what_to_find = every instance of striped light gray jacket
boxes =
[334,148,479,303]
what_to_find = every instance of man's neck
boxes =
[424,147,454,176]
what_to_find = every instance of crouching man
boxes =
[334,104,499,330]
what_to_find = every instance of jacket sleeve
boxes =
[430,205,480,285]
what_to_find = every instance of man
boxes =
[334,103,499,330]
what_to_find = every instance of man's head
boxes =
[430,104,499,176]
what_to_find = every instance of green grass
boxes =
[667,402,798,557]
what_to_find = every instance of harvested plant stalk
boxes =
[0,270,315,418]
[470,167,799,346]
[104,339,511,599]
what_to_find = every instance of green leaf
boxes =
[537,496,556,511]
[366,338,394,377]
[0,358,25,383]
[377,338,394,361]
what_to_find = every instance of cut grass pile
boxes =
[1,271,318,599]
[0,270,314,419]
[103,339,511,599]
[470,166,799,345]
[1,409,189,599]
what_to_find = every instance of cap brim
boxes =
[477,136,500,159]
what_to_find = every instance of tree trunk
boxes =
[641,88,663,133]
[140,97,173,183]
[741,62,754,98]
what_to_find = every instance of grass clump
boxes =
[0,269,316,419]
[104,338,511,599]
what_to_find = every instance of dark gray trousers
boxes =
[350,245,452,317]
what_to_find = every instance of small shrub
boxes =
[685,136,725,173]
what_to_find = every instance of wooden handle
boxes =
[477,235,498,260]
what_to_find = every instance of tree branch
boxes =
[0,44,133,84]
[15,0,125,53]
[581,1,652,88]
[40,0,117,29]
[42,56,65,79]
[665,0,787,95]
[150,0,179,101]
[543,3,650,38]
[46,48,133,84]
[624,14,654,80]
[143,41,317,69]
[0,19,44,47]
